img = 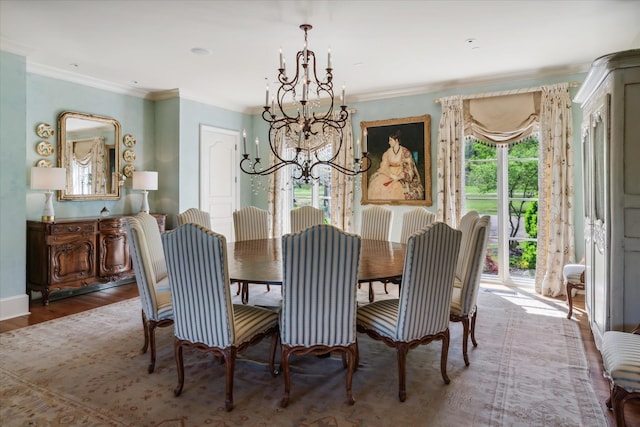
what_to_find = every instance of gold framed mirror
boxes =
[57,111,122,201]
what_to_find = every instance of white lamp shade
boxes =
[132,171,158,190]
[31,167,66,190]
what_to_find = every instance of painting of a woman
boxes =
[367,130,424,200]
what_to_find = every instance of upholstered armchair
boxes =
[563,263,586,319]
[280,224,362,407]
[360,206,393,302]
[162,223,279,411]
[290,205,324,233]
[357,222,461,401]
[126,212,174,374]
[176,207,211,228]
[450,214,490,366]
[233,206,271,302]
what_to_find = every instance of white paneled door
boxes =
[200,125,239,241]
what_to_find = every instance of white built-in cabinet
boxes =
[574,49,640,348]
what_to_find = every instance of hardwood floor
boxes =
[1,285,638,426]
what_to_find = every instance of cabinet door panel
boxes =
[51,239,96,284]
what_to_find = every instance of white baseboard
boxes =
[0,294,30,321]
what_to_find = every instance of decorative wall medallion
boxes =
[36,140,55,156]
[36,123,55,139]
[123,149,136,163]
[123,134,137,147]
[123,164,136,178]
[36,159,53,168]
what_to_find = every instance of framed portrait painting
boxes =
[361,114,431,206]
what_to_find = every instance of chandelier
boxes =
[240,24,370,183]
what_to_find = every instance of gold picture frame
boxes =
[361,114,431,206]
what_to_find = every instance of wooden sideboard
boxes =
[26,214,166,305]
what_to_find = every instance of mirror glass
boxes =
[58,111,121,200]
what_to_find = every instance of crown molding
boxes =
[26,62,151,99]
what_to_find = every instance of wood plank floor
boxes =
[1,285,638,426]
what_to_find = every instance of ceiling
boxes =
[1,0,639,112]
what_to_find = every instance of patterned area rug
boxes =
[0,284,606,426]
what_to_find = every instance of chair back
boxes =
[455,210,480,280]
[162,223,235,348]
[177,208,211,228]
[126,212,170,321]
[281,224,362,347]
[397,222,461,341]
[399,208,436,243]
[290,206,325,233]
[361,206,393,241]
[233,206,269,241]
[456,216,490,315]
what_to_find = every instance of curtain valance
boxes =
[463,92,541,146]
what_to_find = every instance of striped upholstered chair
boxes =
[233,206,271,300]
[290,205,325,233]
[162,223,279,412]
[360,206,393,302]
[357,222,461,402]
[126,212,174,374]
[176,207,211,228]
[450,214,490,366]
[399,207,436,244]
[382,207,437,292]
[280,224,362,407]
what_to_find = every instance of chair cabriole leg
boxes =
[440,329,451,384]
[396,343,409,402]
[174,340,184,396]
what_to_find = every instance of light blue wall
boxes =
[0,47,587,306]
[0,51,27,300]
[345,74,586,255]
[26,74,156,219]
[155,97,180,227]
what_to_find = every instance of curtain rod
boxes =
[434,81,581,104]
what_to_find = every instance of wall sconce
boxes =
[132,171,158,213]
[31,167,66,222]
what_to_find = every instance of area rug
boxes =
[0,284,607,426]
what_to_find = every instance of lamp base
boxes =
[41,191,55,222]
[139,190,150,213]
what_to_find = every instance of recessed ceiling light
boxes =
[190,47,211,55]
[465,38,480,50]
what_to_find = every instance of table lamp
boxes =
[132,171,158,213]
[31,167,67,222]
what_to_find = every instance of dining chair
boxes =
[357,222,461,402]
[399,207,436,244]
[290,205,324,233]
[280,224,362,407]
[126,212,174,374]
[563,263,586,319]
[383,207,436,293]
[162,223,279,412]
[176,207,211,228]
[360,206,393,302]
[450,215,490,366]
[233,206,271,302]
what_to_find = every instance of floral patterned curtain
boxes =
[535,83,575,296]
[330,114,355,232]
[436,96,464,226]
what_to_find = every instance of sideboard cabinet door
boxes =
[98,217,133,280]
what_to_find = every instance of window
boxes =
[289,147,332,224]
[464,137,539,284]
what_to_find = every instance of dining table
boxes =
[227,238,406,304]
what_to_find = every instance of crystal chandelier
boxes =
[240,24,370,183]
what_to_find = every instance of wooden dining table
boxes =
[227,238,406,304]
